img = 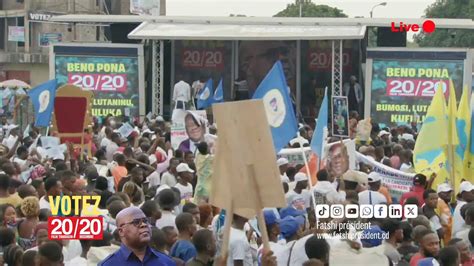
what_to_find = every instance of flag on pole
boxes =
[447,80,459,147]
[213,78,223,103]
[27,79,57,127]
[197,79,214,110]
[413,82,448,177]
[252,61,298,152]
[456,86,471,181]
[311,87,328,158]
[467,92,474,182]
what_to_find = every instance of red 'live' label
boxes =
[48,217,103,240]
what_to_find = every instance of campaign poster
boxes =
[8,26,25,42]
[236,41,296,100]
[324,139,356,179]
[356,152,415,200]
[51,44,145,119]
[368,54,465,128]
[331,96,349,138]
[171,109,211,152]
[39,33,62,47]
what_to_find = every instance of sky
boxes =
[166,0,436,18]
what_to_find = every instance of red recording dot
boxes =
[422,20,436,33]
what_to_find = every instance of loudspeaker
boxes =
[109,23,141,43]
[377,27,406,47]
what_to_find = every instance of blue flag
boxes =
[213,78,223,103]
[28,79,57,127]
[252,61,298,152]
[311,87,328,158]
[197,79,214,110]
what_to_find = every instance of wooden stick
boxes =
[300,146,319,224]
[247,164,270,251]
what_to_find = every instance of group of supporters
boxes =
[0,111,472,266]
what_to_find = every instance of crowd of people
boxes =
[0,111,472,266]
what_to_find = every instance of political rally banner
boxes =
[331,96,349,138]
[277,147,312,166]
[171,109,211,152]
[367,49,467,128]
[51,44,145,119]
[356,152,415,201]
[39,33,62,47]
[8,26,25,42]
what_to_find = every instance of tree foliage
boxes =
[414,0,473,47]
[274,0,347,17]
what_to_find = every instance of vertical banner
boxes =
[366,49,467,128]
[51,44,145,119]
[331,96,349,138]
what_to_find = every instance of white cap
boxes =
[401,133,415,141]
[294,173,308,182]
[176,163,195,173]
[156,116,165,122]
[276,158,289,167]
[437,183,453,193]
[378,130,390,138]
[368,172,382,183]
[142,128,154,135]
[460,181,474,193]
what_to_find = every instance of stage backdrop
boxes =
[50,43,145,120]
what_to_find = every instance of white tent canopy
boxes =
[128,21,366,40]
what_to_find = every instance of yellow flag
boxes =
[457,86,473,183]
[414,82,448,177]
[447,80,459,146]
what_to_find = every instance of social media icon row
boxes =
[315,204,418,219]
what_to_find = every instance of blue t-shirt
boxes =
[170,240,197,262]
[99,244,175,266]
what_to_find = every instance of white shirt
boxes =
[155,211,177,230]
[100,137,111,148]
[161,171,177,187]
[452,200,467,237]
[227,227,253,266]
[280,174,290,183]
[285,189,311,210]
[173,80,192,102]
[455,228,470,244]
[429,215,442,231]
[358,190,387,205]
[258,242,287,266]
[39,196,51,210]
[2,135,17,149]
[192,80,205,99]
[174,182,193,203]
[400,163,413,172]
[65,256,87,266]
[105,142,119,162]
[312,181,346,204]
[12,157,28,172]
[146,171,161,187]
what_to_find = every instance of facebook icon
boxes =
[374,204,388,218]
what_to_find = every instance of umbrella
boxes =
[0,79,31,89]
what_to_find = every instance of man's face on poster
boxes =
[327,145,349,178]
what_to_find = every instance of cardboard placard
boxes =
[210,100,286,218]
